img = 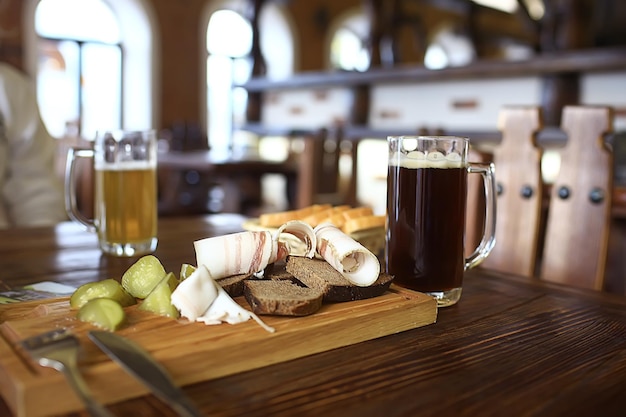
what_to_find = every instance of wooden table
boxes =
[0,215,625,417]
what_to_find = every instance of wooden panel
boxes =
[481,106,544,277]
[540,106,614,290]
[0,286,436,417]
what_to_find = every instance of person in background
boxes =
[0,62,66,228]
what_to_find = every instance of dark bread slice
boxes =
[216,273,252,297]
[243,280,323,316]
[263,259,294,281]
[286,256,394,302]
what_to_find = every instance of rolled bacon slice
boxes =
[194,221,315,280]
[194,230,286,279]
[274,220,316,258]
[314,223,380,287]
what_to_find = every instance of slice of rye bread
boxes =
[263,259,294,281]
[286,256,394,302]
[216,273,253,297]
[243,280,323,316]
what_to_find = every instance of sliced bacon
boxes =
[314,223,380,286]
[194,230,284,278]
[194,221,316,280]
[274,220,316,258]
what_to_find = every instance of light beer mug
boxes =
[385,136,496,307]
[65,130,158,257]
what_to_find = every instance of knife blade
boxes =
[88,330,203,417]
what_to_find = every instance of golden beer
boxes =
[65,129,158,256]
[95,164,157,254]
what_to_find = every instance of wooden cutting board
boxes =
[0,285,436,417]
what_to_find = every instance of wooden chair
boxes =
[223,126,352,211]
[296,127,357,208]
[160,121,209,152]
[480,106,544,277]
[540,106,614,290]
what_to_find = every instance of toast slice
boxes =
[285,256,394,302]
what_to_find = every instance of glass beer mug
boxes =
[65,130,158,257]
[385,136,496,307]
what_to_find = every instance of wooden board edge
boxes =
[169,289,438,386]
[0,335,25,417]
[0,288,437,417]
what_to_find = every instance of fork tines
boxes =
[20,328,74,351]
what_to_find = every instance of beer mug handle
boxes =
[465,162,497,270]
[65,148,96,233]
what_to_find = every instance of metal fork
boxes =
[19,329,115,417]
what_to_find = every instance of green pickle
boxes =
[70,279,136,309]
[77,298,126,331]
[180,263,196,280]
[139,272,180,318]
[121,255,167,298]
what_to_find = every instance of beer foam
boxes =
[95,160,155,171]
[389,151,465,168]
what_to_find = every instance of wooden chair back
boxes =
[540,106,614,290]
[480,106,544,277]
[160,121,209,152]
[297,126,358,208]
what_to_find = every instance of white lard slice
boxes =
[314,223,380,287]
[170,264,218,321]
[171,265,274,333]
[194,230,283,279]
[274,220,316,258]
[194,221,315,280]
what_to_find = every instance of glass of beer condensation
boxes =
[385,136,496,307]
[65,130,158,257]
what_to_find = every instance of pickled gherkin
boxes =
[121,255,167,298]
[77,298,126,331]
[180,263,196,280]
[69,254,186,329]
[139,272,180,318]
[70,279,136,309]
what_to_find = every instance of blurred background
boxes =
[1,0,625,216]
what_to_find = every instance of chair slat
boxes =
[481,106,544,277]
[540,106,614,290]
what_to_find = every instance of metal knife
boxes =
[88,330,203,417]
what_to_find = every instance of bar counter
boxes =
[0,215,624,417]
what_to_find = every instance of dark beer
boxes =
[386,165,467,292]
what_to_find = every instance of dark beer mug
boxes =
[385,136,496,307]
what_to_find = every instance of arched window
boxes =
[329,11,370,72]
[204,1,294,156]
[34,0,121,139]
[28,0,156,140]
